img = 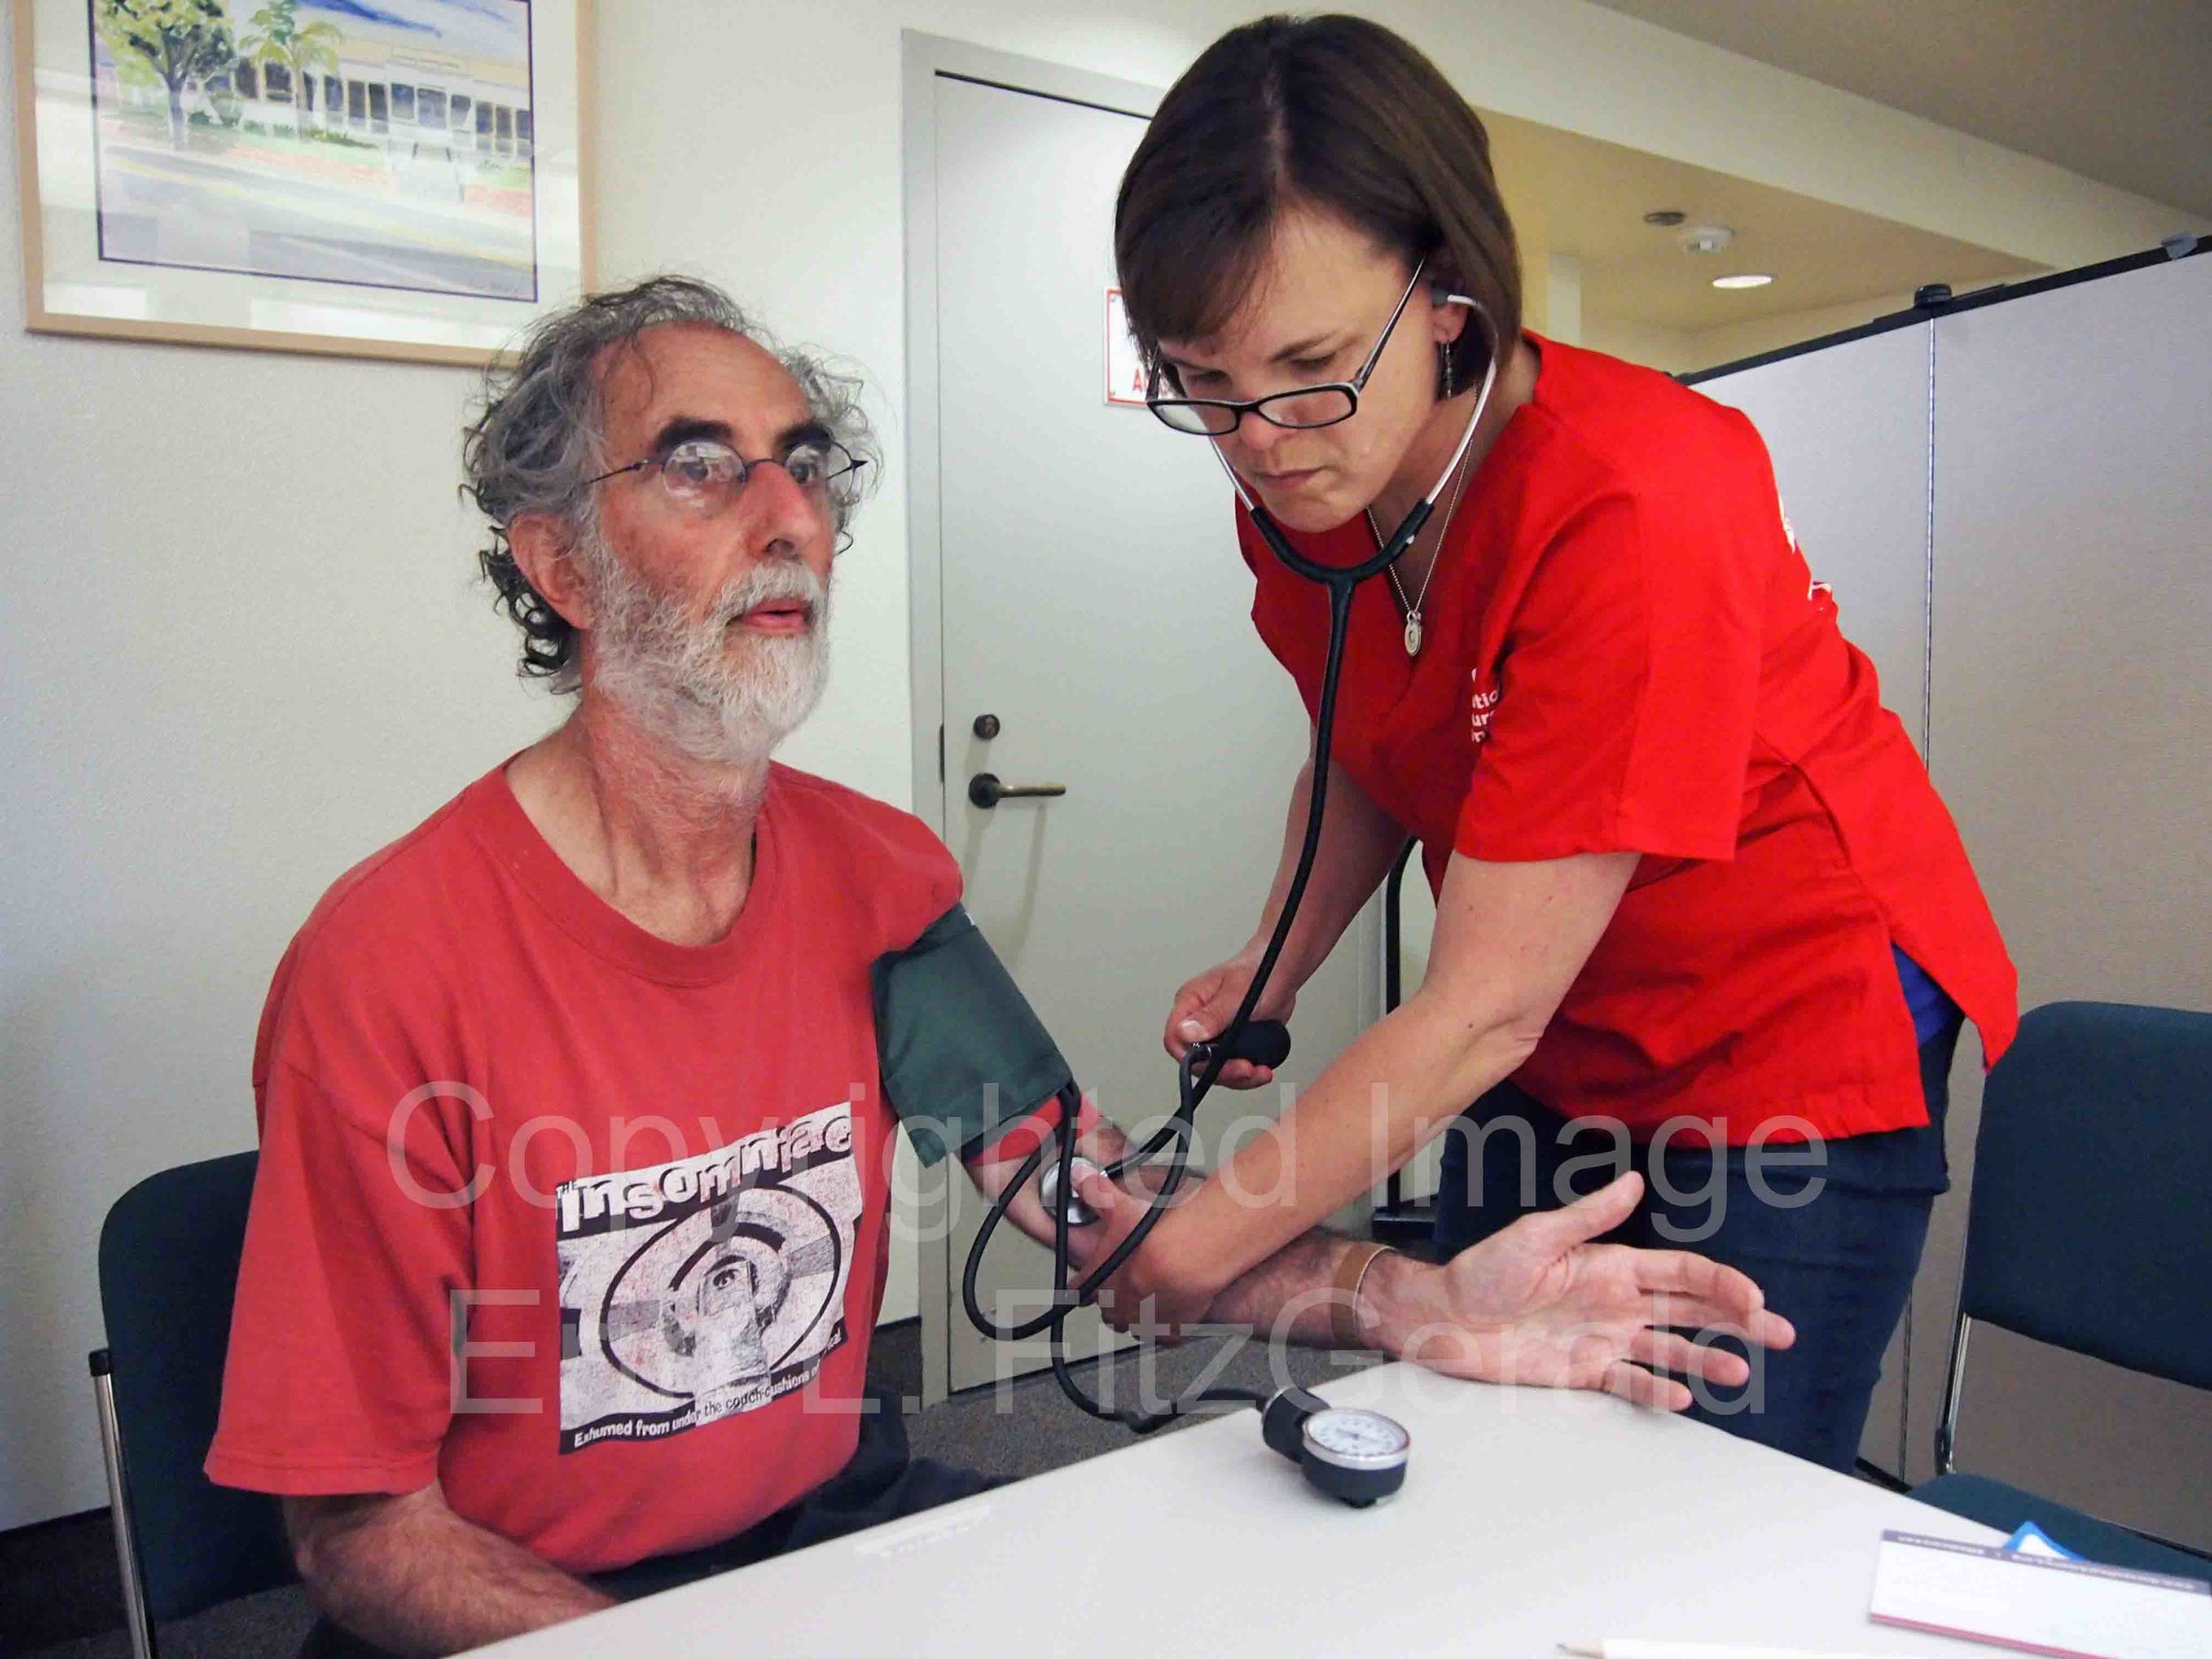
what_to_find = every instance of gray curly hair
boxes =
[462,274,879,688]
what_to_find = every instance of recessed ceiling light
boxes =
[1712,273,1774,290]
[1643,210,1686,227]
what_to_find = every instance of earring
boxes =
[1439,302,1500,402]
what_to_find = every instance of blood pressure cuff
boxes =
[871,903,1075,1167]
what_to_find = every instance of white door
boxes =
[920,68,1378,1394]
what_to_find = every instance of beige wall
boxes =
[1582,311,1699,373]
[1588,274,2052,376]
[602,0,2187,808]
[1,0,2196,1531]
[1486,117,1551,335]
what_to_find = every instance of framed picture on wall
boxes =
[12,0,594,365]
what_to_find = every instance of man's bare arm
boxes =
[1200,1227,1367,1343]
[284,1486,613,1656]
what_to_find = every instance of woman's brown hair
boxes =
[1115,14,1520,393]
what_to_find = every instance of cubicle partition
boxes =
[1690,241,2209,1541]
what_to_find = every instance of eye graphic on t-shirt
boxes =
[699,1245,789,1330]
[552,1102,862,1453]
[618,1190,840,1394]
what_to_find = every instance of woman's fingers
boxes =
[1164,1011,1202,1062]
[1171,1007,1274,1087]
[1163,973,1215,1060]
[1211,1059,1273,1088]
[1067,1169,1147,1323]
[1170,1029,1268,1086]
[1165,980,1240,1063]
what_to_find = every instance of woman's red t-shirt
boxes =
[1240,336,2016,1142]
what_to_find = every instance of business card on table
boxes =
[1870,1530,2210,1659]
[2004,1521,2082,1561]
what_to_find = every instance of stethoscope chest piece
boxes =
[1262,1386,1410,1508]
[1034,1156,1102,1227]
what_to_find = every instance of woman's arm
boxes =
[1248,756,1410,990]
[1129,845,1640,1317]
[1165,757,1409,1086]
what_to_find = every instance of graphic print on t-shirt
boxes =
[554,1102,860,1453]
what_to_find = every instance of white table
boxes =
[476,1363,2004,1656]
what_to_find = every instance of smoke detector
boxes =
[1679,224,1736,255]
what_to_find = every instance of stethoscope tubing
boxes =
[962,317,1502,1429]
[1166,318,1499,1137]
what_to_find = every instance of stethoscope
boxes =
[962,290,1500,1504]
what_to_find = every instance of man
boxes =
[207,276,1792,1656]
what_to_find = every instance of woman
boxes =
[1086,14,2016,1472]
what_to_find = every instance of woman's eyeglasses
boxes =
[1145,259,1428,437]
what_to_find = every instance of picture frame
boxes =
[12,0,595,365]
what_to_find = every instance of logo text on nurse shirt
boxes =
[1471,673,1501,744]
[1782,499,1833,603]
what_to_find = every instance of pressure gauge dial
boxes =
[1261,1386,1409,1507]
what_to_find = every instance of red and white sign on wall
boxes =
[1105,288,1148,406]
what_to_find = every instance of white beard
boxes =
[581,530,830,767]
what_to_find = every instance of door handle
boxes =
[968,772,1067,809]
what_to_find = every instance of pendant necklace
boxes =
[1367,440,1473,659]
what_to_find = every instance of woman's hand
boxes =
[1368,1172,1798,1411]
[963,1107,1134,1252]
[1164,950,1295,1088]
[1067,1166,1215,1336]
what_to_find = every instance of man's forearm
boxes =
[1200,1228,1372,1347]
[288,1488,613,1656]
[1202,1231,1459,1359]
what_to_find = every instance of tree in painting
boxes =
[95,0,235,150]
[237,0,342,142]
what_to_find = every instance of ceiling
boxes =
[1586,0,2212,220]
[1487,111,2037,334]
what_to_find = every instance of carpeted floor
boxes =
[5,1323,1379,1659]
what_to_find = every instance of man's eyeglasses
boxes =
[583,436,867,518]
[1145,259,1428,437]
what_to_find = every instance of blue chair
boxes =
[88,1151,296,1658]
[1913,1002,2212,1580]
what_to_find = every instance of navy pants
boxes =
[1432,1024,1960,1473]
[297,1394,997,1655]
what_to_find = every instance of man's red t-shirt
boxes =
[1242,336,2016,1142]
[205,760,958,1573]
